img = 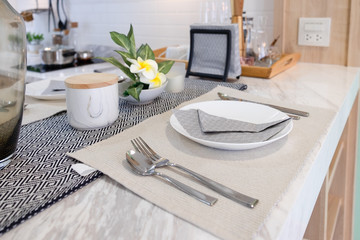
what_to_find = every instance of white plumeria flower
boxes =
[140,72,166,89]
[128,57,157,80]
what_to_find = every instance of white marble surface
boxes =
[3,62,359,240]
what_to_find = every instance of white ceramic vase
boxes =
[119,80,167,105]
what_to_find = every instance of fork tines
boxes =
[131,137,157,161]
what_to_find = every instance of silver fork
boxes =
[131,137,259,208]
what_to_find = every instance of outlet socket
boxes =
[298,17,331,47]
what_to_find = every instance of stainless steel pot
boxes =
[77,50,93,61]
[40,45,76,65]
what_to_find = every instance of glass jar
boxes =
[243,16,256,58]
[0,0,26,169]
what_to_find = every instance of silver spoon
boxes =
[126,150,217,206]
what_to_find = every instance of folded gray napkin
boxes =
[197,109,289,133]
[173,109,291,144]
[41,80,66,95]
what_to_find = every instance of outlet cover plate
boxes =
[298,17,331,47]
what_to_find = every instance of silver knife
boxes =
[218,92,309,117]
[93,66,117,73]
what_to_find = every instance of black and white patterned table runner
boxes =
[0,78,246,234]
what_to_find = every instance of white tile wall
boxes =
[13,0,273,50]
[10,0,48,11]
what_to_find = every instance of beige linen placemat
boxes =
[22,97,66,125]
[68,86,335,240]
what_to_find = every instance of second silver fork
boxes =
[131,137,259,208]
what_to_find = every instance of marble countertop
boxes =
[3,62,360,240]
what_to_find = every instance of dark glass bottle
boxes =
[0,0,26,169]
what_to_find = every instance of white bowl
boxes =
[119,80,168,105]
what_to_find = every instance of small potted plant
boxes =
[99,25,174,104]
[26,32,44,53]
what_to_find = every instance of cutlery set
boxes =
[127,137,259,208]
[126,150,218,206]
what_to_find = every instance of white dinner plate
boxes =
[26,79,66,100]
[170,101,293,150]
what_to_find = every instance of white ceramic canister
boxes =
[65,73,119,130]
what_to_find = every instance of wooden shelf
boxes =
[327,195,343,240]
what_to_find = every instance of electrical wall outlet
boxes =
[298,17,331,47]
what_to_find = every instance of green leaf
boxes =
[127,24,136,58]
[26,32,33,42]
[114,50,133,67]
[110,31,131,52]
[142,83,150,90]
[158,60,175,74]
[124,82,144,101]
[137,44,155,60]
[136,44,145,58]
[97,57,136,81]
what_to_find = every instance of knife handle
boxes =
[260,102,309,117]
[172,163,258,208]
[157,172,218,206]
[221,94,309,117]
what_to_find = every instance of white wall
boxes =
[9,0,48,12]
[13,0,273,50]
[7,0,17,8]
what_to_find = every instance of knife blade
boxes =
[218,92,309,117]
[93,67,117,73]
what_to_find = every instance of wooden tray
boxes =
[241,53,301,79]
[154,47,300,79]
[154,46,188,68]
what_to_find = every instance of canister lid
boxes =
[65,73,118,89]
